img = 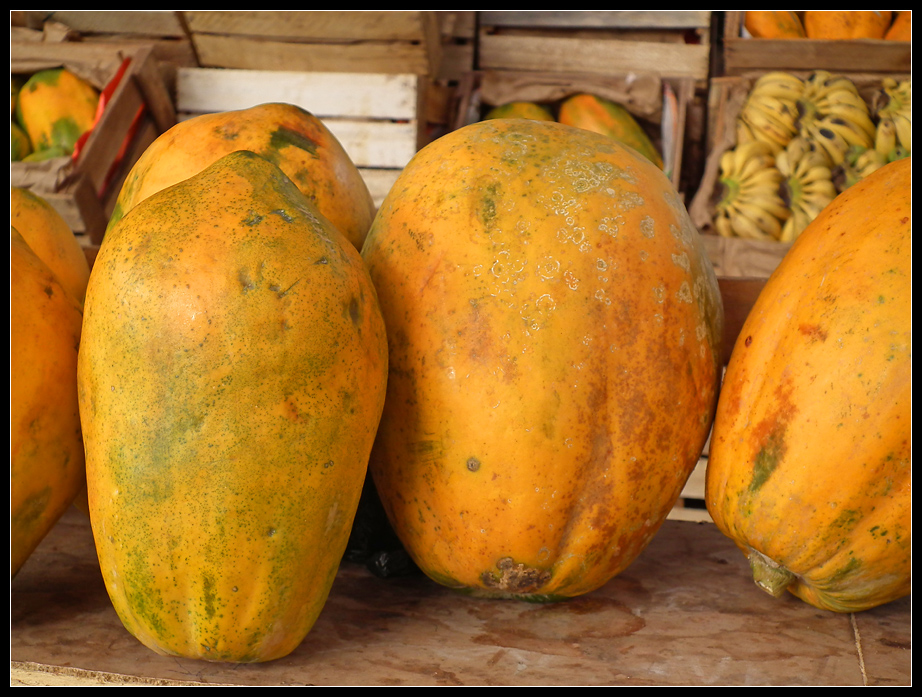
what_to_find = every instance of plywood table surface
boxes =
[11,508,911,686]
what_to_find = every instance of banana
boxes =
[736,201,784,240]
[740,107,795,152]
[802,121,851,166]
[892,111,912,152]
[728,206,778,240]
[818,116,875,150]
[731,139,777,173]
[780,205,812,243]
[875,116,898,156]
[714,210,735,238]
[742,190,791,222]
[752,71,805,96]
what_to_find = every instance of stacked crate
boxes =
[689,10,911,279]
[175,11,472,208]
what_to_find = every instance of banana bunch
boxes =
[776,136,838,242]
[795,70,877,166]
[714,139,788,240]
[736,71,805,154]
[872,77,911,157]
[718,70,898,241]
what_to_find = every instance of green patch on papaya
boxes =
[11,486,52,530]
[478,185,499,228]
[749,429,786,493]
[270,126,319,158]
[825,553,861,583]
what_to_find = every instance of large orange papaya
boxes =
[107,102,376,251]
[11,229,86,577]
[706,157,911,613]
[78,150,389,662]
[362,119,723,601]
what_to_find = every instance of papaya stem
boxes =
[748,547,796,598]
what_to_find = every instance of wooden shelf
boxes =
[11,508,910,686]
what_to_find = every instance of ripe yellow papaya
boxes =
[744,11,806,38]
[884,11,911,41]
[14,68,99,155]
[10,187,91,307]
[803,11,893,39]
[11,228,86,577]
[107,102,376,251]
[362,119,724,601]
[484,101,555,121]
[78,150,389,662]
[706,157,911,613]
[558,93,664,169]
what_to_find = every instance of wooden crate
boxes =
[721,11,912,76]
[11,40,177,245]
[183,11,443,76]
[175,67,428,208]
[452,69,696,195]
[477,11,714,83]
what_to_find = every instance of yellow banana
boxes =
[714,211,735,238]
[892,112,912,151]
[728,207,777,240]
[751,76,804,103]
[743,190,792,222]
[819,116,874,150]
[740,108,794,152]
[875,117,898,156]
[803,122,850,166]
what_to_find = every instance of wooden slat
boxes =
[176,68,420,121]
[478,33,711,80]
[42,10,187,37]
[480,10,712,30]
[191,33,434,75]
[361,168,403,208]
[184,10,436,42]
[724,37,911,75]
[320,120,418,170]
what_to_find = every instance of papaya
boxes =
[744,11,806,38]
[107,102,376,251]
[14,68,99,155]
[361,119,724,601]
[11,228,86,577]
[11,121,32,161]
[10,187,91,307]
[77,150,389,662]
[706,157,911,613]
[884,11,911,41]
[484,101,555,121]
[558,93,664,169]
[803,11,893,39]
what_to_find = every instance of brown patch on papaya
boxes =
[798,323,828,341]
[481,556,551,594]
